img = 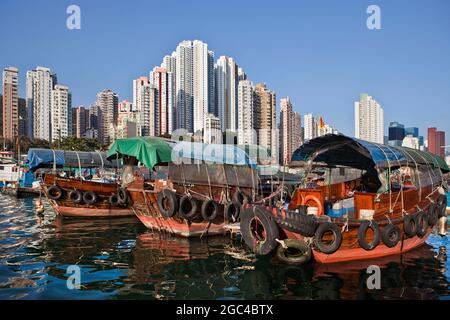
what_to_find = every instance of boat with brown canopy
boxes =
[239,134,449,264]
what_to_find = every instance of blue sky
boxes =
[1,0,449,138]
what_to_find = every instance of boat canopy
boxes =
[26,148,119,171]
[290,134,450,173]
[107,136,256,169]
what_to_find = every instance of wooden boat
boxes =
[42,173,134,218]
[240,134,449,264]
[107,137,259,237]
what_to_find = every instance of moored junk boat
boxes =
[107,137,259,237]
[240,134,449,264]
[32,148,134,218]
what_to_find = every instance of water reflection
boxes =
[0,193,449,300]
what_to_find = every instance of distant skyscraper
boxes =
[237,80,255,145]
[51,85,71,141]
[279,97,296,163]
[215,56,239,131]
[304,113,316,141]
[292,112,302,150]
[254,83,277,160]
[72,106,89,138]
[150,67,174,135]
[354,93,384,144]
[117,100,138,139]
[133,77,157,137]
[388,121,405,147]
[405,127,419,138]
[175,41,194,132]
[26,66,57,140]
[96,89,118,145]
[192,40,211,133]
[428,127,446,157]
[2,67,19,139]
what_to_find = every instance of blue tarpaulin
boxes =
[26,149,120,171]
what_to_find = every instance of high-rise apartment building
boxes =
[51,85,71,141]
[279,97,295,163]
[428,127,446,157]
[292,112,302,150]
[133,77,157,137]
[254,83,277,160]
[150,67,174,135]
[304,113,316,141]
[215,56,239,131]
[96,89,118,145]
[354,93,384,144]
[204,113,221,144]
[72,106,89,138]
[116,100,138,139]
[26,66,57,140]
[2,67,19,139]
[237,80,256,145]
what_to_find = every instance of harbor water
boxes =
[0,193,449,300]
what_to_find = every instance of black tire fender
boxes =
[381,224,401,248]
[68,189,83,204]
[201,199,219,221]
[403,214,418,237]
[109,193,120,206]
[117,187,129,205]
[240,206,279,256]
[83,191,98,205]
[224,202,240,222]
[178,195,198,220]
[358,220,380,251]
[313,222,342,254]
[47,185,63,201]
[428,203,439,226]
[232,190,249,208]
[276,239,312,265]
[157,189,178,218]
[416,212,429,238]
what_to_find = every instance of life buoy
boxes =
[358,220,380,250]
[83,191,98,205]
[178,195,198,220]
[416,212,429,238]
[276,239,312,265]
[314,222,342,254]
[109,193,120,206]
[117,187,129,205]
[303,195,323,215]
[157,189,178,218]
[224,202,240,222]
[381,224,401,248]
[403,214,418,237]
[47,185,63,201]
[232,190,250,208]
[428,203,439,226]
[68,190,83,204]
[240,206,280,256]
[201,199,219,221]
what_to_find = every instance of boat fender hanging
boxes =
[68,189,83,204]
[358,220,380,251]
[117,187,129,205]
[178,195,198,220]
[224,202,240,222]
[276,238,312,265]
[416,212,429,238]
[83,191,98,205]
[157,189,178,218]
[303,195,323,215]
[381,224,401,248]
[47,185,64,201]
[201,199,219,221]
[313,222,342,254]
[428,203,439,226]
[403,214,418,237]
[109,193,120,206]
[240,206,280,256]
[232,190,250,208]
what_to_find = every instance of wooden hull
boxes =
[42,174,134,218]
[50,200,134,218]
[128,185,227,238]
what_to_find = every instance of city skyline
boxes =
[1,0,449,138]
